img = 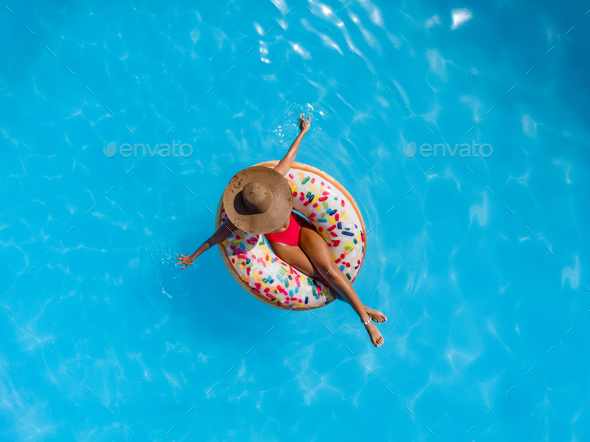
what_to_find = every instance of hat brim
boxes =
[222,166,293,235]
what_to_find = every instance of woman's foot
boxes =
[364,306,387,324]
[364,322,384,347]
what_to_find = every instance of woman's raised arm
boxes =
[176,218,236,270]
[274,114,311,176]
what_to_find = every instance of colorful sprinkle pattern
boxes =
[217,167,365,310]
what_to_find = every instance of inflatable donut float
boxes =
[215,161,367,310]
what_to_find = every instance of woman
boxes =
[176,114,386,347]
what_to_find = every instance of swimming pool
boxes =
[1,0,589,440]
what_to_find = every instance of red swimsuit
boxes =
[265,211,302,246]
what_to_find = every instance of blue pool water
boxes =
[2,1,590,440]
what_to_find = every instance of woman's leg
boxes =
[269,241,331,288]
[294,215,387,323]
[297,223,385,347]
[269,237,386,323]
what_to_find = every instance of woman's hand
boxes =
[298,113,311,134]
[176,222,235,272]
[176,254,195,270]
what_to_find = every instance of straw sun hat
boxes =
[222,166,293,235]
